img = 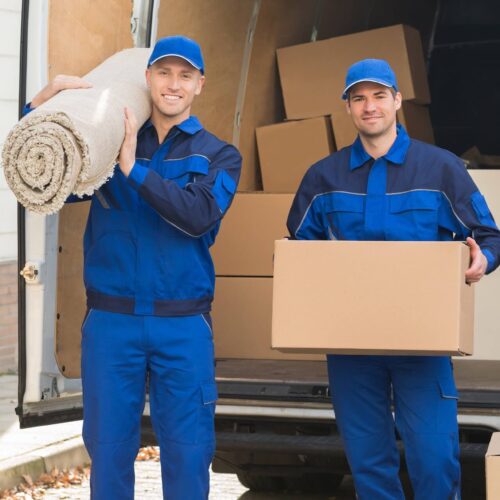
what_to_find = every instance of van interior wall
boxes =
[429,0,500,155]
[52,0,133,378]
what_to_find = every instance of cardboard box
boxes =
[398,101,435,144]
[256,117,334,193]
[211,193,294,276]
[468,171,500,359]
[212,277,321,360]
[486,433,500,499]
[272,240,474,355]
[277,24,430,120]
[331,101,435,150]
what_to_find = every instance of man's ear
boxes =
[145,68,151,88]
[345,99,351,115]
[394,91,402,111]
[195,75,206,96]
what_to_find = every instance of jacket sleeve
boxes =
[22,102,33,116]
[443,158,500,274]
[127,144,241,237]
[287,167,327,240]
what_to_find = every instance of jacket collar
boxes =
[138,115,204,138]
[349,124,410,170]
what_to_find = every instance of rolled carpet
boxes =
[2,48,152,214]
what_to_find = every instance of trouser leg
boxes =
[391,356,461,500]
[327,355,404,500]
[147,313,217,500]
[81,310,147,500]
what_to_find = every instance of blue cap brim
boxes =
[342,78,395,100]
[148,53,203,73]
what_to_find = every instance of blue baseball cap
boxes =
[148,35,204,74]
[342,59,398,100]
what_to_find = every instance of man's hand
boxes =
[31,75,92,108]
[465,237,488,284]
[119,107,138,177]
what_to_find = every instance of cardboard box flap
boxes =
[487,432,500,457]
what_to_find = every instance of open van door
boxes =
[16,0,156,428]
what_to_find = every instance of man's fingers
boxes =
[53,75,93,91]
[466,236,479,255]
[123,107,138,136]
[465,245,487,283]
[124,113,130,136]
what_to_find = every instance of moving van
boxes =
[15,0,500,496]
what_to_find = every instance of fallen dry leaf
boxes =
[0,447,159,498]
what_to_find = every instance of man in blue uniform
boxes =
[29,36,241,499]
[287,59,500,499]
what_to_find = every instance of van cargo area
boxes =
[16,0,500,497]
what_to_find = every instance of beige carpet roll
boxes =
[2,48,152,214]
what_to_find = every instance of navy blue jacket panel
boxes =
[287,126,500,274]
[83,115,241,316]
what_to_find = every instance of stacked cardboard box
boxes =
[256,117,335,193]
[486,433,500,499]
[273,24,434,151]
[210,194,321,360]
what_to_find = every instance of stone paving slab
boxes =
[0,375,87,490]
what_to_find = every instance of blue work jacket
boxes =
[287,125,500,274]
[76,115,241,316]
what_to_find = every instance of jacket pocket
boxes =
[212,170,237,213]
[387,191,439,240]
[84,209,136,295]
[324,192,365,239]
[158,155,210,187]
[471,191,497,227]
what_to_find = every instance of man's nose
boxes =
[168,76,181,90]
[364,98,376,112]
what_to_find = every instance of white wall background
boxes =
[0,0,21,262]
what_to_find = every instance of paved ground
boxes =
[0,374,87,491]
[34,460,357,499]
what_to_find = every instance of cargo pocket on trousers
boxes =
[437,378,459,433]
[198,382,218,444]
[81,308,94,339]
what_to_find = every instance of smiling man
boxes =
[287,59,500,499]
[27,36,241,500]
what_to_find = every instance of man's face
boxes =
[346,81,402,139]
[146,56,205,122]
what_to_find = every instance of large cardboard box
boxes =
[468,170,500,359]
[212,277,321,360]
[331,101,435,150]
[486,433,500,499]
[272,240,474,355]
[211,193,294,276]
[277,24,430,120]
[256,117,334,193]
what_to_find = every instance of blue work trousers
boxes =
[81,309,217,500]
[327,355,461,500]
